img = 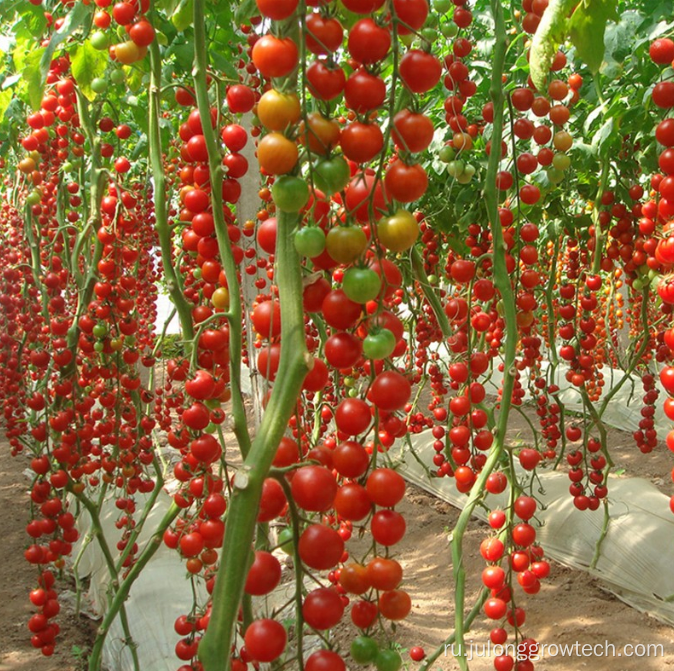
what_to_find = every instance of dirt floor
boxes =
[2,396,674,671]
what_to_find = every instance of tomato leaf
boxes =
[592,117,619,156]
[0,89,12,124]
[0,0,21,23]
[568,0,619,74]
[70,42,107,101]
[210,49,239,81]
[21,47,46,110]
[171,0,193,32]
[18,4,47,38]
[234,0,256,25]
[529,0,577,91]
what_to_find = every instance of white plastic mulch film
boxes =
[71,359,674,670]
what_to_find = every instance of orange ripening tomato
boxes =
[257,133,298,175]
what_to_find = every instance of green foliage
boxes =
[21,48,46,110]
[37,2,91,94]
[531,0,618,87]
[171,0,194,32]
[530,0,578,90]
[0,89,11,123]
[157,333,186,360]
[568,0,619,73]
[70,42,108,101]
[17,4,46,38]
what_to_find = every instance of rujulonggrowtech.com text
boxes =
[444,640,665,661]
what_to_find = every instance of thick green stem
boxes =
[590,498,611,570]
[114,469,165,572]
[65,92,106,376]
[592,159,610,274]
[199,209,310,671]
[449,3,514,669]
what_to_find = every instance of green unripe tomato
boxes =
[26,190,41,206]
[294,227,326,258]
[312,155,351,195]
[439,145,455,163]
[546,167,565,184]
[204,422,217,434]
[91,78,108,94]
[93,324,108,339]
[632,278,644,291]
[90,31,109,50]
[552,152,571,171]
[363,328,397,360]
[192,268,202,280]
[110,69,125,85]
[375,650,403,671]
[350,636,379,665]
[440,21,458,38]
[342,267,381,304]
[447,160,465,178]
[272,176,310,213]
[433,0,452,12]
[424,12,439,28]
[421,27,437,43]
[456,164,475,183]
[93,341,105,352]
[427,273,439,285]
[277,527,294,554]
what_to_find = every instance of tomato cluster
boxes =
[480,496,550,671]
[90,0,156,65]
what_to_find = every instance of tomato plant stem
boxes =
[276,475,306,671]
[148,39,195,342]
[448,2,515,669]
[419,589,489,670]
[199,209,310,671]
